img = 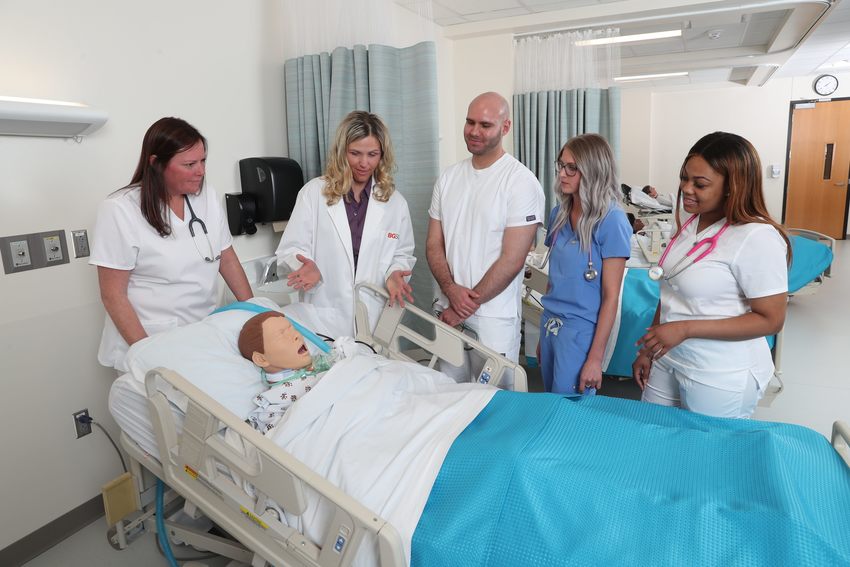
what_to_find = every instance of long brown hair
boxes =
[126,117,207,236]
[677,132,791,263]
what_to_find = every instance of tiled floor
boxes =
[23,240,849,566]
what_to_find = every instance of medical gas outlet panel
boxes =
[0,229,89,275]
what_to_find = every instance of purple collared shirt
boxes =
[344,177,372,271]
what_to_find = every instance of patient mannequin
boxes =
[238,311,339,433]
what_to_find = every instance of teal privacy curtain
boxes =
[513,88,621,216]
[284,41,439,310]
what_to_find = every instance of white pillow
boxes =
[125,298,332,418]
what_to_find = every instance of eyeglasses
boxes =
[554,160,580,177]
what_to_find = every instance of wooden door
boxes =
[785,99,850,239]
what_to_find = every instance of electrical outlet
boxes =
[71,229,90,258]
[73,409,92,438]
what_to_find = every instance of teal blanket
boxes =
[412,391,850,566]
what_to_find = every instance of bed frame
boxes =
[110,286,527,566]
[787,227,835,295]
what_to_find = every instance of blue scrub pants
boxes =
[539,311,596,395]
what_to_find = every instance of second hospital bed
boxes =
[523,227,835,379]
[107,286,850,566]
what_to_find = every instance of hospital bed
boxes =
[109,285,850,566]
[106,282,850,566]
[107,285,527,566]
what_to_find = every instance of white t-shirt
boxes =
[90,184,232,371]
[429,154,545,318]
[660,218,787,381]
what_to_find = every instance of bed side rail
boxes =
[788,227,835,278]
[145,368,405,567]
[832,421,850,469]
[354,283,528,392]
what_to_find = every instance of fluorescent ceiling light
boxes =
[575,30,681,47]
[819,59,850,70]
[614,71,689,82]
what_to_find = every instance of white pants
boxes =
[438,313,521,388]
[642,356,765,418]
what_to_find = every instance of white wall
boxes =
[644,80,794,219]
[446,33,514,164]
[620,70,850,221]
[0,0,286,549]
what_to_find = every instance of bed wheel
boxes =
[106,526,123,551]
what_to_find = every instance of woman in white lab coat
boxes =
[91,117,253,371]
[275,111,416,338]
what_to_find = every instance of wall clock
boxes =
[813,74,838,97]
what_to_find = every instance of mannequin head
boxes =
[238,312,313,373]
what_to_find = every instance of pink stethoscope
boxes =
[648,214,730,281]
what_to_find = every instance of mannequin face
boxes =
[252,316,313,373]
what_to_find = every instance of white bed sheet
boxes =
[270,354,495,566]
[109,372,178,459]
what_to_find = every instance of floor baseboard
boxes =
[0,495,103,567]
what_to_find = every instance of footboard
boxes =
[354,283,528,392]
[145,367,406,567]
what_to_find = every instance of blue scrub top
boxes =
[541,204,631,326]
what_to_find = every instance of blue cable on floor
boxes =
[155,479,179,567]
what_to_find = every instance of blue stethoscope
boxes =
[649,214,730,281]
[184,195,220,263]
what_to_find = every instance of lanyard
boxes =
[649,214,730,281]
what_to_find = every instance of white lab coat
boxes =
[275,177,416,338]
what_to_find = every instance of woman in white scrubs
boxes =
[275,111,415,338]
[91,117,253,371]
[633,132,790,418]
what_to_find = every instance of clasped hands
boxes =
[439,284,480,327]
[632,321,688,389]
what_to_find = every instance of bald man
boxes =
[426,92,545,384]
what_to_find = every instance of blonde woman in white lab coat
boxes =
[275,111,416,338]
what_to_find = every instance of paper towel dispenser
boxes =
[226,157,304,235]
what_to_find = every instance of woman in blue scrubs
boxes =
[540,134,632,394]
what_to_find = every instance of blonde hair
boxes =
[322,111,396,205]
[550,133,621,252]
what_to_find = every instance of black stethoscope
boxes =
[184,195,220,263]
[548,227,598,281]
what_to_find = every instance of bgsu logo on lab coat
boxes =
[387,232,399,239]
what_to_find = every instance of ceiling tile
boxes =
[434,0,522,15]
